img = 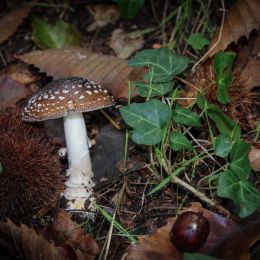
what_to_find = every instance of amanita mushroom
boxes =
[22,77,115,210]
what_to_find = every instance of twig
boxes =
[100,109,121,130]
[191,0,226,72]
[161,160,230,217]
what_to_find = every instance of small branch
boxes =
[161,160,230,217]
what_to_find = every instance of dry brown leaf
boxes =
[0,220,65,260]
[209,212,260,260]
[0,6,32,45]
[124,203,260,260]
[0,74,31,105]
[110,29,144,59]
[86,4,120,32]
[208,0,260,57]
[0,63,41,105]
[248,144,260,171]
[17,47,145,101]
[51,209,99,257]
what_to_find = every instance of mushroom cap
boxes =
[22,77,115,122]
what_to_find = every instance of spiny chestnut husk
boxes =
[169,211,210,252]
[0,106,64,222]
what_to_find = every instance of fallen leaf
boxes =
[17,47,145,101]
[48,209,99,257]
[110,29,144,59]
[86,4,120,32]
[248,144,260,171]
[0,75,31,105]
[32,18,81,49]
[0,63,41,105]
[209,211,260,260]
[0,6,31,45]
[0,220,65,260]
[123,202,260,260]
[208,0,260,57]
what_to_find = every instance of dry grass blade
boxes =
[17,47,145,101]
[0,6,32,45]
[208,0,260,57]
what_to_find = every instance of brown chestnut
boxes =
[169,211,210,252]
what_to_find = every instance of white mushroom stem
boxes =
[63,112,94,202]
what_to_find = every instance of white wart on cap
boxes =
[22,77,115,122]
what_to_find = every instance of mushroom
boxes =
[22,77,115,210]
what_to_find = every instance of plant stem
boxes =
[161,160,230,217]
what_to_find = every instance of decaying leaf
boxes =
[209,211,260,260]
[0,220,64,260]
[0,210,99,260]
[86,4,120,32]
[50,209,99,257]
[0,6,32,45]
[123,202,260,260]
[17,47,145,101]
[248,144,260,171]
[208,0,260,57]
[110,29,144,59]
[0,63,41,105]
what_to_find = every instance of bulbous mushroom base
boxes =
[63,166,96,215]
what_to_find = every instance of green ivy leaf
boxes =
[207,104,241,140]
[214,134,232,158]
[187,33,210,50]
[0,162,3,175]
[170,132,193,151]
[230,139,251,178]
[120,99,171,145]
[129,48,190,82]
[217,170,260,218]
[172,105,201,127]
[213,51,236,104]
[135,81,174,97]
[114,0,145,20]
[184,253,219,260]
[32,18,81,49]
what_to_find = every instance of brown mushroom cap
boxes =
[22,77,115,122]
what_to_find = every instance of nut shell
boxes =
[0,106,64,222]
[169,211,210,252]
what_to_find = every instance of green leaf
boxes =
[170,132,193,151]
[213,51,236,104]
[207,104,241,140]
[135,81,174,97]
[217,170,260,218]
[230,139,251,178]
[120,99,171,145]
[148,167,185,196]
[0,162,3,175]
[184,253,219,260]
[187,33,210,50]
[196,93,207,110]
[114,0,145,20]
[129,48,190,82]
[172,105,201,127]
[214,134,232,157]
[32,18,81,49]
